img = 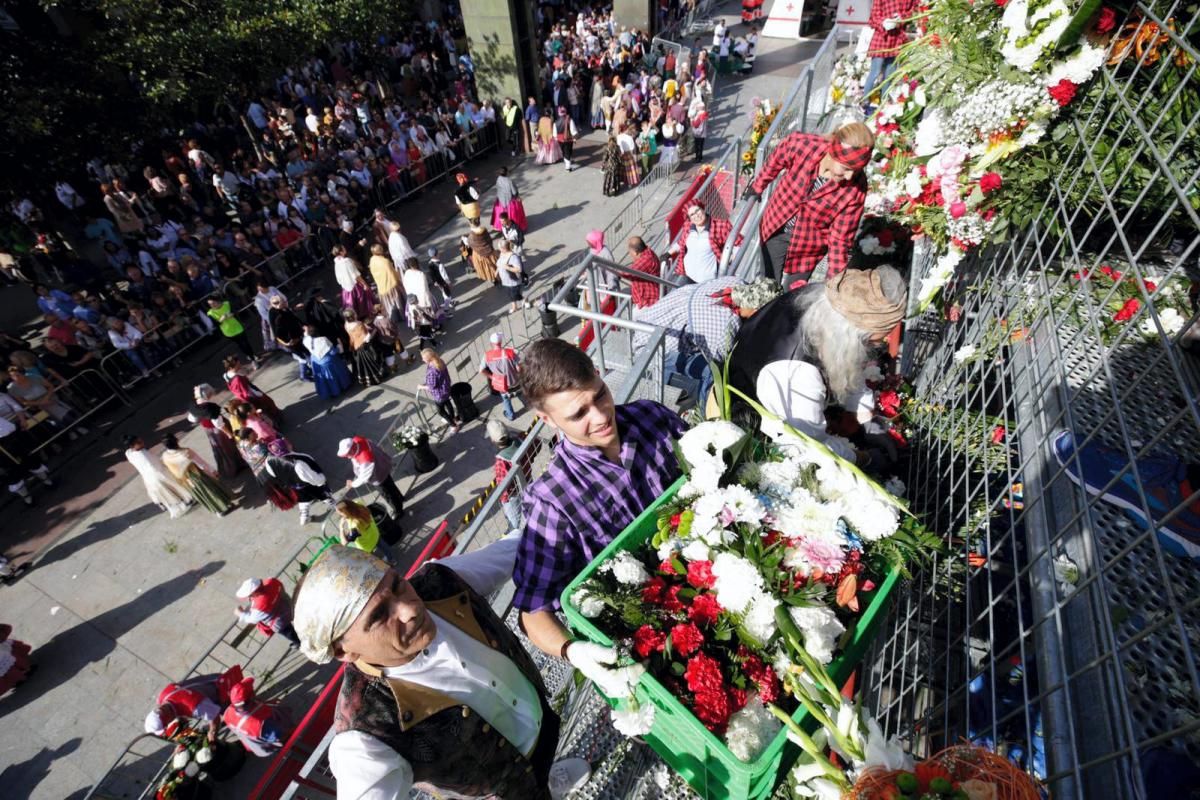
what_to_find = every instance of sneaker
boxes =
[548,757,591,800]
[1053,431,1200,559]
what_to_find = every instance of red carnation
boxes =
[878,389,902,417]
[981,208,997,222]
[729,687,749,711]
[686,560,716,589]
[1096,6,1117,33]
[876,228,895,248]
[994,0,1008,6]
[633,625,666,658]
[739,648,783,704]
[670,513,682,528]
[659,559,678,575]
[684,652,724,694]
[1048,79,1078,107]
[1144,280,1158,293]
[642,576,666,604]
[670,622,705,656]
[979,172,1003,194]
[692,689,732,731]
[688,593,723,626]
[1113,297,1141,322]
[991,425,1006,445]
[661,584,685,613]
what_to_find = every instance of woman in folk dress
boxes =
[124,435,192,519]
[160,433,234,515]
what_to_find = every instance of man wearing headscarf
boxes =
[726,265,908,466]
[293,541,595,799]
[744,121,875,284]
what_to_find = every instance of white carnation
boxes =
[720,484,767,526]
[913,107,945,156]
[953,344,977,363]
[711,552,764,614]
[859,234,882,256]
[775,499,842,542]
[656,536,681,562]
[679,421,746,491]
[681,539,712,563]
[725,695,784,762]
[194,747,213,765]
[844,497,901,541]
[789,605,846,665]
[1044,42,1106,86]
[172,750,191,770]
[572,586,606,618]
[611,701,656,736]
[602,551,650,585]
[1000,0,1072,72]
[1140,306,1185,338]
[742,595,781,646]
[904,167,924,199]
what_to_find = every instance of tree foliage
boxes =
[1,0,416,197]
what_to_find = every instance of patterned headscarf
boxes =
[828,139,871,170]
[294,544,389,664]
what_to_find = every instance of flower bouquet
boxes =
[155,727,214,800]
[830,52,871,108]
[391,425,428,450]
[742,97,779,175]
[564,413,939,798]
[1053,262,1199,346]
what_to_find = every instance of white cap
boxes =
[144,709,166,735]
[489,332,503,344]
[341,219,354,232]
[236,578,262,599]
[337,438,355,457]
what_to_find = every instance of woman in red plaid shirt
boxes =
[863,0,918,100]
[746,122,874,285]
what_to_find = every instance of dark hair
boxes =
[162,433,181,450]
[520,339,598,409]
[122,434,139,448]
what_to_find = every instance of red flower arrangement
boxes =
[1113,297,1140,322]
[979,172,1003,193]
[1048,79,1079,107]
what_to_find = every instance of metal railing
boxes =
[861,4,1200,798]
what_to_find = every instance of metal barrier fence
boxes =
[84,534,339,800]
[860,4,1200,798]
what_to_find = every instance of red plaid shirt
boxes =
[868,0,917,57]
[673,216,736,277]
[750,133,867,280]
[623,247,662,307]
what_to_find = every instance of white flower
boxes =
[771,647,793,680]
[742,595,781,646]
[656,536,681,562]
[1000,0,1072,72]
[789,606,846,665]
[720,484,767,526]
[860,717,913,771]
[843,497,901,541]
[649,763,672,790]
[679,421,747,491]
[757,459,803,498]
[913,107,945,156]
[195,747,213,765]
[904,167,924,199]
[1044,42,1106,86]
[602,551,650,586]
[1140,307,1186,338]
[680,539,712,563]
[611,701,656,736]
[775,499,842,544]
[711,552,765,613]
[725,696,784,762]
[172,750,191,770]
[572,586,606,618]
[953,344,978,363]
[884,476,906,498]
[859,235,882,255]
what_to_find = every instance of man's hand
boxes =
[344,479,354,489]
[565,641,645,699]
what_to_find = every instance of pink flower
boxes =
[796,537,846,575]
[991,426,1006,445]
[949,201,967,219]
[687,560,716,589]
[1096,7,1117,33]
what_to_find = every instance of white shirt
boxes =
[306,112,321,134]
[333,256,361,292]
[327,536,532,800]
[712,23,726,46]
[387,231,416,269]
[254,288,286,321]
[755,360,872,460]
[108,325,144,351]
[401,269,434,308]
[682,227,719,283]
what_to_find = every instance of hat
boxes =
[144,708,167,735]
[236,578,263,599]
[824,267,907,335]
[486,419,511,445]
[489,332,503,344]
[229,677,255,706]
[336,438,357,457]
[294,545,390,664]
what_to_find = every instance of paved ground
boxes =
[0,7,818,797]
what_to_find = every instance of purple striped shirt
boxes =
[513,399,687,613]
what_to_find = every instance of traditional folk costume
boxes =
[253,287,287,353]
[224,368,282,423]
[293,542,574,800]
[345,319,391,387]
[302,333,353,400]
[748,133,869,284]
[368,253,406,327]
[491,175,528,232]
[454,180,482,223]
[161,445,234,515]
[467,226,500,283]
[334,255,377,320]
[601,138,624,197]
[238,438,297,511]
[126,446,192,519]
[616,131,641,187]
[265,451,332,525]
[535,115,562,164]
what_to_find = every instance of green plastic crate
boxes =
[562,476,901,800]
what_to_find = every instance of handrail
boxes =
[717,195,761,276]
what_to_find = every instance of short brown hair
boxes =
[520,339,597,409]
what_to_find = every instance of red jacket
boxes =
[674,217,736,277]
[750,133,866,280]
[623,247,662,307]
[249,578,291,637]
[868,0,917,57]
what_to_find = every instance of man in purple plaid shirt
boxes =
[512,338,687,696]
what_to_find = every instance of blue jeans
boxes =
[122,348,150,375]
[499,392,517,420]
[863,56,896,100]
[501,496,523,532]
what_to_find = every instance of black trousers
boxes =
[0,428,41,486]
[434,398,456,425]
[561,141,574,162]
[760,224,792,285]
[375,475,405,518]
[229,330,257,360]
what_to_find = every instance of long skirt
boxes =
[253,470,297,511]
[506,198,528,232]
[205,426,243,479]
[311,351,353,399]
[379,287,406,327]
[259,317,277,352]
[471,252,499,282]
[350,340,390,387]
[459,201,481,222]
[183,464,234,515]
[341,283,377,320]
[536,137,562,165]
[141,472,192,519]
[603,160,623,197]
[622,153,641,187]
